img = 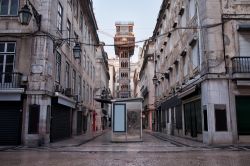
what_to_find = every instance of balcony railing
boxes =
[232,57,250,73]
[0,72,23,89]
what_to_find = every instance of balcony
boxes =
[0,73,24,101]
[232,57,250,80]
[0,72,23,89]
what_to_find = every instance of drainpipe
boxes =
[195,0,205,73]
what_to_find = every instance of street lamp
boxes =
[18,3,32,25]
[18,0,42,30]
[152,75,158,85]
[73,42,82,59]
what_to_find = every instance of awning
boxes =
[161,95,181,110]
[178,86,196,99]
[55,92,76,108]
[0,88,24,101]
[238,25,250,31]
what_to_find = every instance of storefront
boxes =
[50,93,76,142]
[179,85,202,139]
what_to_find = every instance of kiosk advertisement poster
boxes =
[113,104,126,132]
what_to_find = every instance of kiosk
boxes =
[111,98,143,142]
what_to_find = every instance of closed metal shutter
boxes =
[50,105,71,142]
[236,96,250,135]
[0,102,22,145]
[77,111,82,135]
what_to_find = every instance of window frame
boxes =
[57,2,63,33]
[0,0,19,16]
[65,62,70,88]
[55,51,61,83]
[66,19,71,45]
[0,42,16,83]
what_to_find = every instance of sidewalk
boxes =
[48,130,107,148]
[146,130,207,148]
[146,130,250,150]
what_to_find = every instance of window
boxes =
[57,2,63,32]
[239,32,250,57]
[90,62,92,79]
[65,62,70,88]
[93,66,95,81]
[67,19,71,44]
[203,106,208,131]
[86,83,89,103]
[191,42,199,69]
[175,63,179,82]
[0,42,15,83]
[72,69,76,94]
[28,104,40,134]
[87,57,89,75]
[180,9,186,33]
[90,87,92,104]
[189,0,195,19]
[83,50,86,69]
[68,0,73,7]
[78,75,81,100]
[215,105,227,131]
[55,52,61,83]
[80,11,83,31]
[183,56,188,77]
[83,80,85,101]
[73,0,78,18]
[0,0,18,16]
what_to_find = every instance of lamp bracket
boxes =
[27,0,42,30]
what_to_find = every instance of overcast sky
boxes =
[93,0,162,62]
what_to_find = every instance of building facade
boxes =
[139,40,156,130]
[0,0,103,146]
[148,0,250,144]
[94,44,110,131]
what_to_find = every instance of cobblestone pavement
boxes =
[1,131,250,166]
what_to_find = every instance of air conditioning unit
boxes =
[65,88,73,97]
[54,84,63,92]
[73,95,80,102]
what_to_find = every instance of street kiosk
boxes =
[111,98,143,142]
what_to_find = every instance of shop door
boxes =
[50,105,71,142]
[236,96,250,135]
[0,102,22,145]
[184,100,201,137]
[77,111,82,135]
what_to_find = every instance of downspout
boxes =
[195,0,204,73]
[221,14,227,74]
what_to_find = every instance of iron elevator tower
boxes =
[114,22,135,98]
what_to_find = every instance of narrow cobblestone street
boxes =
[1,131,250,166]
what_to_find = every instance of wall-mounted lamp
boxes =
[152,72,169,85]
[152,75,158,85]
[19,0,42,30]
[73,42,82,59]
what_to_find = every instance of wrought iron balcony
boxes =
[232,57,250,73]
[0,72,23,89]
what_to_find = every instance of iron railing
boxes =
[232,57,250,73]
[0,72,23,89]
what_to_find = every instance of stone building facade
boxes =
[94,44,110,131]
[0,0,103,146]
[139,40,156,130]
[148,0,250,144]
